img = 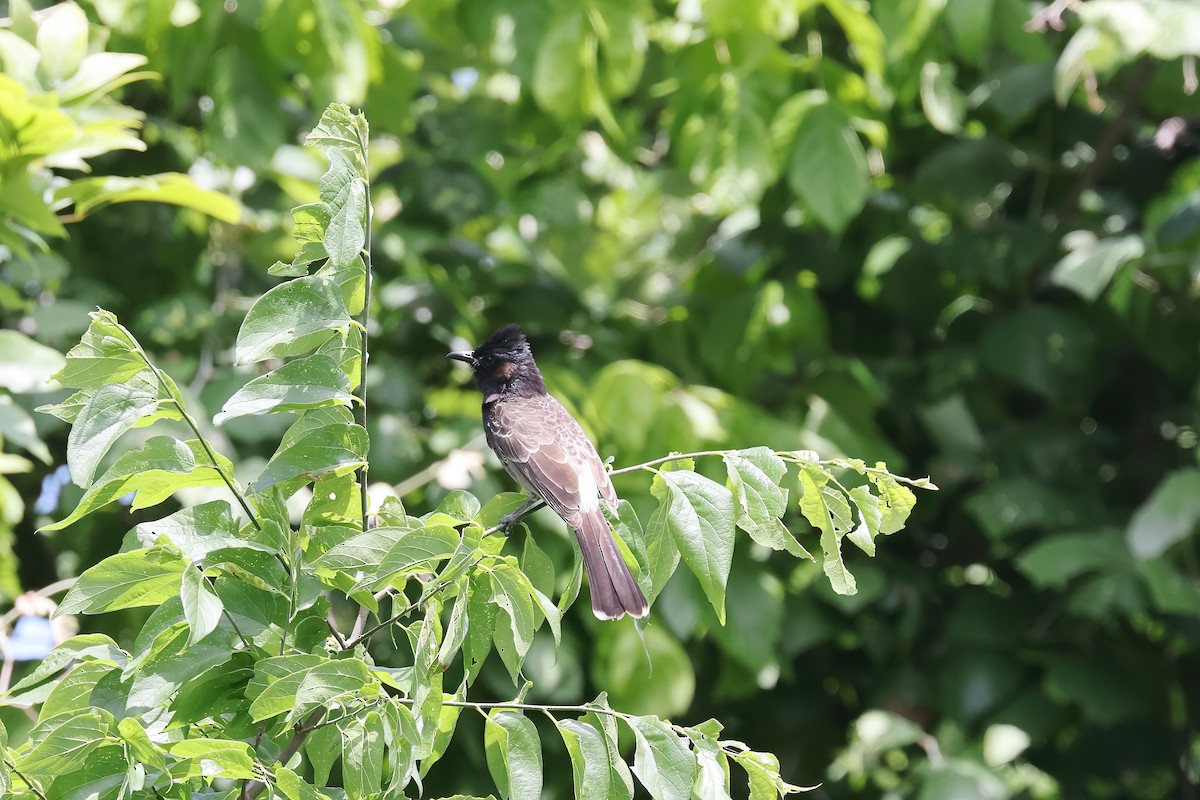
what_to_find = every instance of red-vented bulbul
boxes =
[448,324,649,620]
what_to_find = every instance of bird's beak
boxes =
[446,350,476,366]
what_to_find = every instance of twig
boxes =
[4,758,49,800]
[133,346,262,530]
[239,708,327,800]
[355,130,374,536]
[190,562,251,650]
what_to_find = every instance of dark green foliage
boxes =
[1,1,1199,798]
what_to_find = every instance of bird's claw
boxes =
[499,512,520,536]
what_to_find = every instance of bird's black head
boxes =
[447,323,547,401]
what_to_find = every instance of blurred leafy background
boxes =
[2,0,1199,797]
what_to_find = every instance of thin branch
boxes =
[191,562,251,650]
[4,758,49,800]
[325,613,347,648]
[348,588,392,645]
[343,565,475,650]
[355,132,374,535]
[608,450,729,477]
[133,346,261,530]
[240,708,327,800]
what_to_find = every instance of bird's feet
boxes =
[499,497,540,536]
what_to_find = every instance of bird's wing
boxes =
[485,394,614,524]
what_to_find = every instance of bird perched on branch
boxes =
[448,324,649,620]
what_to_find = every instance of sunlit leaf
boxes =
[215,353,354,424]
[484,711,542,800]
[627,716,697,800]
[235,275,351,365]
[652,470,735,623]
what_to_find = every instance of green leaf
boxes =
[652,470,735,623]
[465,576,498,685]
[132,500,272,559]
[846,485,882,556]
[58,547,187,615]
[943,0,995,62]
[67,381,160,487]
[277,765,333,800]
[557,718,627,800]
[369,525,462,588]
[42,437,237,532]
[521,534,555,598]
[39,659,117,720]
[342,711,386,797]
[411,603,445,759]
[734,750,803,800]
[532,10,588,118]
[920,62,967,134]
[489,561,537,681]
[215,353,354,424]
[57,50,149,103]
[51,309,145,390]
[0,395,52,463]
[723,448,809,558]
[306,724,342,787]
[799,469,856,595]
[627,716,698,800]
[687,729,731,800]
[484,711,543,800]
[4,634,127,700]
[253,416,368,493]
[235,275,351,365]
[55,173,242,223]
[1050,234,1144,302]
[168,738,257,780]
[117,717,167,771]
[383,699,419,792]
[868,467,917,535]
[438,584,470,668]
[0,329,65,393]
[1016,529,1127,588]
[421,698,463,777]
[822,0,886,75]
[639,499,681,602]
[17,709,113,778]
[311,524,414,573]
[305,102,368,153]
[249,656,374,723]
[35,1,88,81]
[180,566,223,645]
[323,167,367,268]
[787,98,871,234]
[44,745,128,800]
[1126,469,1200,560]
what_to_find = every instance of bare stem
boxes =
[134,347,261,529]
[4,758,49,800]
[355,133,374,535]
[239,708,327,800]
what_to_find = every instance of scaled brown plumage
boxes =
[448,324,649,620]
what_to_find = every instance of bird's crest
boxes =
[475,323,528,357]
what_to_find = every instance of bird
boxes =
[447,324,650,620]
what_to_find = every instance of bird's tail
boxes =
[574,509,650,620]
